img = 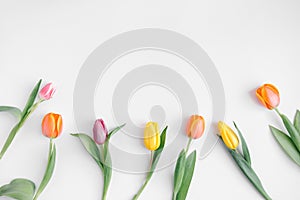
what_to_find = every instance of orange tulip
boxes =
[256,84,280,110]
[186,115,205,139]
[42,113,63,138]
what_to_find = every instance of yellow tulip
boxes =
[144,122,160,151]
[217,121,239,150]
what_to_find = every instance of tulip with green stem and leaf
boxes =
[0,112,63,200]
[256,83,300,167]
[71,119,125,200]
[0,80,55,159]
[217,121,272,200]
[132,122,168,200]
[172,115,205,200]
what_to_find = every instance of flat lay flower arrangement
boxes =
[0,80,298,200]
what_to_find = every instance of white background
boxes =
[1,0,300,200]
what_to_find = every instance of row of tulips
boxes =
[0,80,297,200]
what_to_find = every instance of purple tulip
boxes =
[93,119,108,145]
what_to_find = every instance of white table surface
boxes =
[0,1,299,200]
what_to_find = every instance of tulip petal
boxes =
[186,115,205,139]
[144,122,160,151]
[261,85,280,109]
[42,114,56,138]
[256,87,268,108]
[39,83,55,100]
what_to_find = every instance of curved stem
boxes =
[132,151,154,200]
[33,139,54,200]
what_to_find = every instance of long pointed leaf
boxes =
[0,80,42,159]
[280,114,300,152]
[71,133,103,170]
[176,150,196,200]
[0,106,22,119]
[33,143,56,200]
[229,149,271,200]
[147,126,168,179]
[233,121,251,165]
[173,149,186,196]
[270,126,300,166]
[0,122,22,159]
[0,178,36,200]
[294,110,300,133]
[107,124,126,141]
[22,79,42,116]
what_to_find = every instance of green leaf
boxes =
[0,123,22,159]
[107,123,126,141]
[22,79,42,116]
[280,114,300,152]
[147,126,168,179]
[0,179,36,200]
[270,126,300,166]
[33,142,56,200]
[229,149,271,200]
[173,149,186,198]
[0,79,42,160]
[176,150,196,200]
[0,106,22,119]
[233,121,251,166]
[132,126,168,200]
[294,110,300,133]
[71,133,103,170]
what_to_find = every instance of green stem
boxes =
[133,179,150,200]
[172,192,177,200]
[185,138,192,153]
[33,139,54,200]
[132,151,154,200]
[102,187,107,200]
[274,107,281,116]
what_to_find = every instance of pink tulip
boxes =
[186,115,205,139]
[93,119,108,145]
[39,83,56,100]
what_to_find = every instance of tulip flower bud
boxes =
[217,121,239,150]
[39,83,56,100]
[42,113,63,139]
[186,115,205,139]
[93,119,108,145]
[256,84,280,110]
[144,122,160,151]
